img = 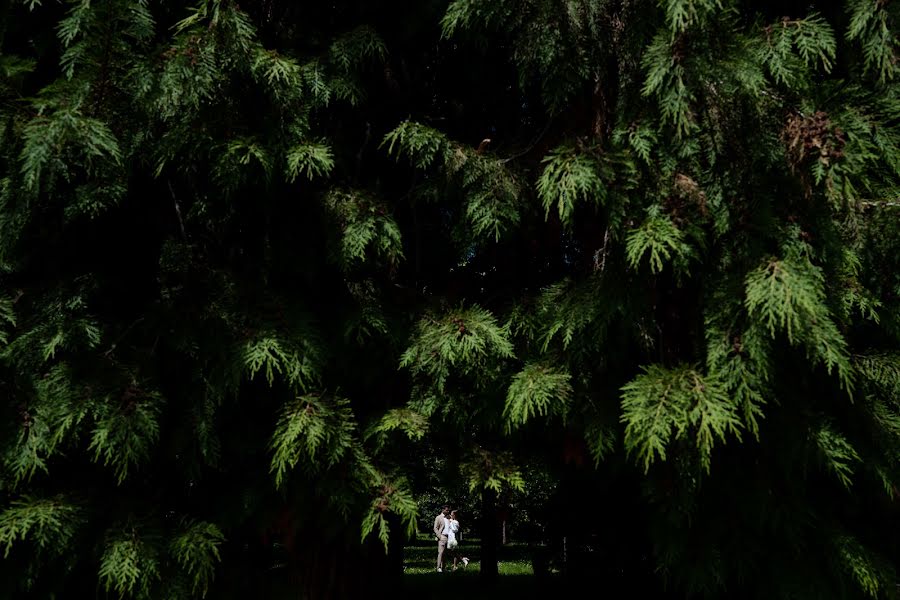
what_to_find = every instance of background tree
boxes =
[1,0,899,598]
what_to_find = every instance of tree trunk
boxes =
[480,488,499,582]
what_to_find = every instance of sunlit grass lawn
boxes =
[402,534,553,599]
[403,537,533,575]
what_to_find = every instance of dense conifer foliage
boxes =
[0,0,898,597]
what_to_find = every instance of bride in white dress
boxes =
[447,510,470,571]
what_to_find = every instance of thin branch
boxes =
[168,179,188,240]
[103,317,145,357]
[860,199,900,208]
[500,118,554,164]
[593,227,610,274]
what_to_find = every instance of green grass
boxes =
[403,535,533,575]
[402,534,556,599]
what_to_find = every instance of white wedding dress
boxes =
[447,519,459,549]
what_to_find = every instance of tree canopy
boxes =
[1,0,899,598]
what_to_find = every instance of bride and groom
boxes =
[433,505,469,573]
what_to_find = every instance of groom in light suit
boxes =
[433,504,450,572]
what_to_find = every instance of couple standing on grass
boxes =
[433,504,470,573]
